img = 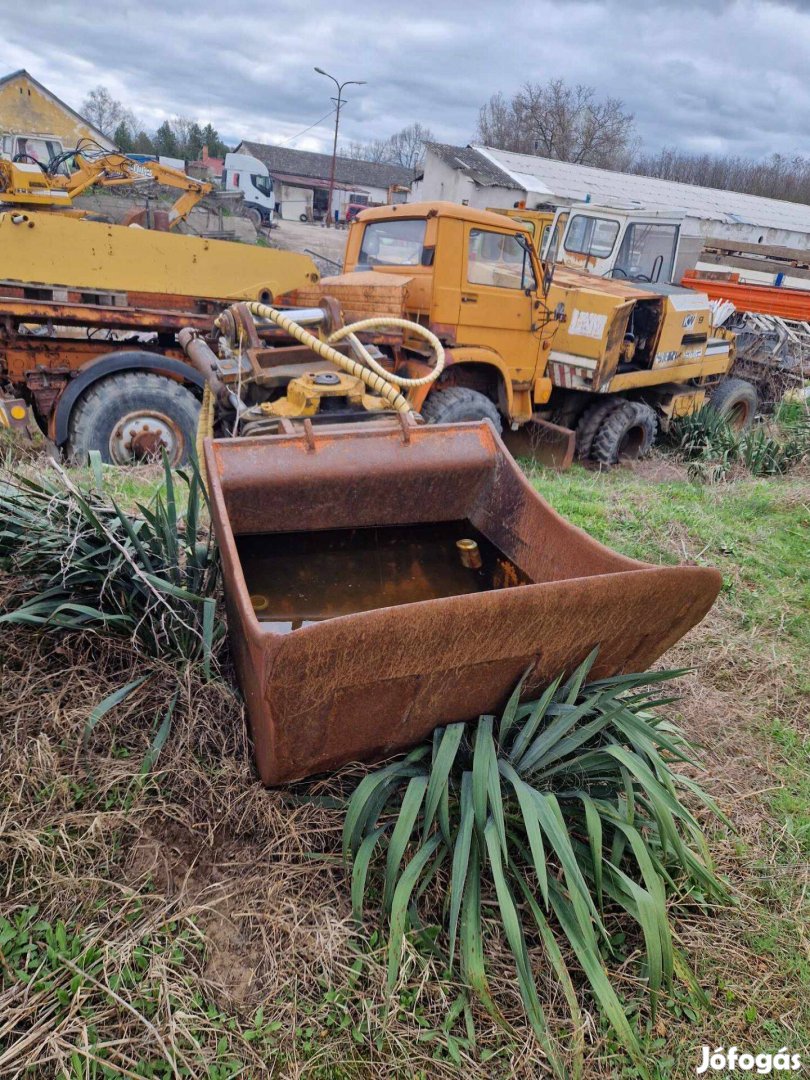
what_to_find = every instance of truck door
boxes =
[457,225,541,382]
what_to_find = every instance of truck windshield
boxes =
[251,174,273,197]
[564,215,620,258]
[357,219,426,267]
[613,223,678,282]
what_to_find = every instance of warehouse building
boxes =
[235,141,411,222]
[0,70,115,161]
[414,143,810,249]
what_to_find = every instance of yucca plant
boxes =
[673,406,809,480]
[0,454,220,666]
[344,653,728,1079]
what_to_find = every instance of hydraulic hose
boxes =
[231,302,445,414]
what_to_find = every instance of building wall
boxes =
[0,72,114,150]
[412,151,521,209]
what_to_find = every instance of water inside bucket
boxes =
[236,520,529,632]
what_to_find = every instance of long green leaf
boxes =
[386,833,440,992]
[459,841,507,1029]
[471,716,494,836]
[514,867,584,1079]
[83,676,150,748]
[422,724,464,840]
[508,673,563,763]
[351,825,387,923]
[548,880,648,1078]
[498,760,548,907]
[483,820,561,1076]
[448,772,474,968]
[518,694,604,775]
[498,664,533,746]
[383,775,428,913]
[560,647,600,704]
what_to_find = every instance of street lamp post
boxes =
[314,67,365,228]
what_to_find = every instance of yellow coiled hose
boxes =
[241,302,445,413]
[197,303,446,484]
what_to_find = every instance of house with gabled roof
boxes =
[0,70,115,161]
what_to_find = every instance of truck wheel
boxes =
[67,372,200,466]
[421,387,503,433]
[708,378,757,431]
[244,207,263,229]
[592,400,657,466]
[575,399,624,459]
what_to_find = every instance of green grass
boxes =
[525,460,810,1071]
[528,462,810,656]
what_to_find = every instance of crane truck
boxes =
[0,145,319,463]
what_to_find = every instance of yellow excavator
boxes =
[0,141,320,464]
[0,140,211,227]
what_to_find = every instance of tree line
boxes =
[473,79,810,205]
[80,86,230,160]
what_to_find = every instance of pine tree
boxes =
[153,121,179,158]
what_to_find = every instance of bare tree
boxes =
[386,123,434,171]
[81,86,137,140]
[477,79,636,169]
[340,137,393,164]
[632,147,810,204]
[340,123,434,171]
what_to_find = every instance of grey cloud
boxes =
[1,0,809,159]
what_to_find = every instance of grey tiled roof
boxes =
[237,141,412,189]
[422,143,516,188]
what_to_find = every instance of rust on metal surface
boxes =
[205,419,721,787]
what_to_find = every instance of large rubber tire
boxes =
[244,207,263,229]
[421,387,503,434]
[592,400,657,466]
[708,377,757,431]
[67,372,200,466]
[575,398,625,460]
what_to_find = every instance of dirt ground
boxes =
[270,217,349,272]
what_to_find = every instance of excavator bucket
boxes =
[502,417,577,469]
[205,418,720,786]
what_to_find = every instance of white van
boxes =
[222,152,275,227]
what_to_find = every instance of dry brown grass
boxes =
[1,463,808,1078]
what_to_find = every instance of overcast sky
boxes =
[2,0,809,160]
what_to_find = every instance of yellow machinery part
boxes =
[239,303,446,415]
[259,372,389,418]
[0,211,320,304]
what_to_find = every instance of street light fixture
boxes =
[314,67,366,228]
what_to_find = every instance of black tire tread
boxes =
[575,398,626,460]
[421,386,503,433]
[67,371,199,465]
[592,400,657,466]
[708,377,757,429]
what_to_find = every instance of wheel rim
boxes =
[109,410,185,465]
[617,424,645,460]
[726,400,750,430]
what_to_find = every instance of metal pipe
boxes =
[178,327,245,413]
[254,307,326,327]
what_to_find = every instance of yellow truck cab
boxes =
[324,201,753,464]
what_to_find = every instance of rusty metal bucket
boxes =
[204,419,720,786]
